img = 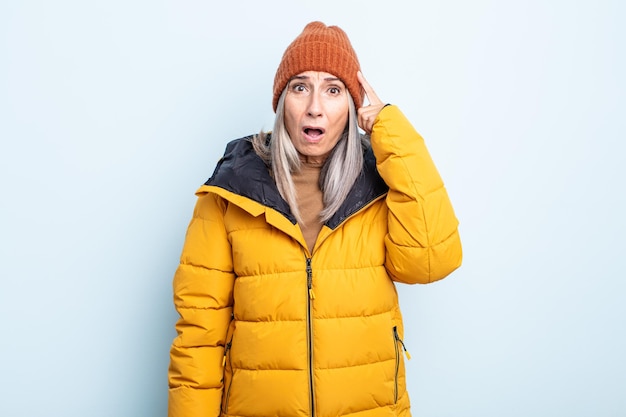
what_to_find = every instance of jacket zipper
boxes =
[392,327,400,403]
[222,340,233,413]
[393,326,411,403]
[306,256,316,416]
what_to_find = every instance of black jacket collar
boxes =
[205,136,388,229]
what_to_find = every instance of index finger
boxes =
[357,71,383,105]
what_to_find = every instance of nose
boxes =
[306,91,322,117]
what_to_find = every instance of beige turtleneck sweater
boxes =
[292,160,325,253]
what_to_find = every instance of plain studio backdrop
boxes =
[1,1,624,416]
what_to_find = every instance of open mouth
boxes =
[303,127,325,139]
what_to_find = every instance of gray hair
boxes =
[252,88,366,225]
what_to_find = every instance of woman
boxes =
[168,21,462,417]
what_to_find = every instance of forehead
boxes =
[292,71,345,84]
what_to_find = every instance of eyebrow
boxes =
[290,75,343,82]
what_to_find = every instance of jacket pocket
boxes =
[392,326,411,404]
[392,327,400,403]
[221,338,234,414]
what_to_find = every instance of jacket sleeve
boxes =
[370,105,462,284]
[168,192,235,417]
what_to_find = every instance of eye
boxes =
[328,86,342,95]
[291,83,307,93]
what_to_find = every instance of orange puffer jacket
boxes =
[168,105,462,417]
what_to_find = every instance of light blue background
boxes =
[1,1,624,416]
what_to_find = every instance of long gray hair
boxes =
[252,88,367,224]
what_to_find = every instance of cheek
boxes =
[284,98,306,136]
[283,106,298,137]
[329,100,349,127]
[331,109,349,133]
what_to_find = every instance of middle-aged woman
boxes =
[168,21,462,417]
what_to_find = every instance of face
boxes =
[283,71,349,162]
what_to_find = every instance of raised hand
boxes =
[357,71,386,135]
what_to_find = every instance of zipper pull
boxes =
[222,341,232,367]
[394,327,411,360]
[403,347,412,360]
[306,258,315,299]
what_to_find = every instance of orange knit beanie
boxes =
[272,21,363,112]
